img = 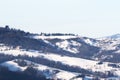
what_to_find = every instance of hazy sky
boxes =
[0,0,120,38]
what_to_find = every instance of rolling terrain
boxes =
[0,26,120,80]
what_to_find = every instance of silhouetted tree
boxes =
[5,25,9,29]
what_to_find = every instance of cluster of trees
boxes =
[0,53,91,74]
[0,66,49,80]
[0,26,29,37]
[0,26,67,55]
[0,52,117,78]
[0,26,101,61]
[40,32,76,36]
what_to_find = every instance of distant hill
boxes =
[0,26,120,79]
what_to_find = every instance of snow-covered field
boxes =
[33,35,120,53]
[0,43,120,79]
[56,40,81,53]
[0,44,118,74]
[0,59,79,80]
[41,53,114,72]
[33,35,77,39]
[1,61,27,71]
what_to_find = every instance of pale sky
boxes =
[0,0,120,38]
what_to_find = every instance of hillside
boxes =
[0,26,120,80]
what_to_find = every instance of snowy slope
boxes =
[33,35,77,39]
[104,34,120,39]
[95,38,120,51]
[0,59,80,80]
[0,43,120,74]
[1,27,120,79]
[0,44,118,74]
[56,40,81,53]
[1,61,27,71]
[41,53,115,72]
[1,27,120,78]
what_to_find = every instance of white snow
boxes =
[0,49,41,57]
[56,40,81,53]
[56,71,76,80]
[0,44,120,77]
[114,70,120,76]
[41,53,114,72]
[95,36,120,51]
[33,35,77,39]
[0,44,116,73]
[0,44,12,51]
[0,59,78,80]
[90,38,120,51]
[29,61,78,80]
[100,39,120,50]
[42,39,55,47]
[84,38,95,46]
[74,78,82,80]
[1,61,27,71]
[102,34,120,39]
[115,50,120,53]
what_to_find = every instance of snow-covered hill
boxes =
[104,34,120,39]
[0,43,120,79]
[1,59,81,80]
[0,27,120,79]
